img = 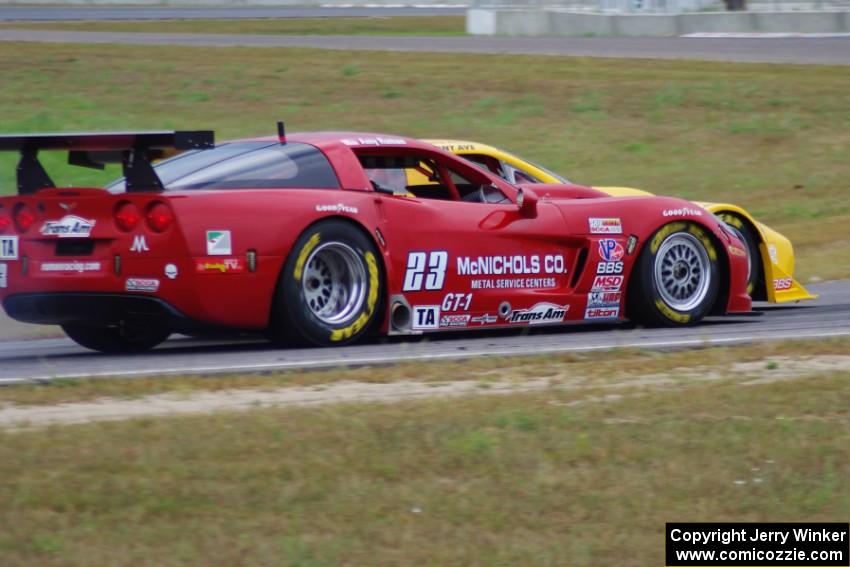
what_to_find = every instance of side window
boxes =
[357,151,510,204]
[358,154,454,201]
[504,164,542,185]
[463,154,504,178]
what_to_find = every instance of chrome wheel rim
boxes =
[302,242,367,325]
[654,232,711,312]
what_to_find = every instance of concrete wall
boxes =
[2,0,463,5]
[467,7,850,35]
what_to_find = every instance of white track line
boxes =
[2,328,848,386]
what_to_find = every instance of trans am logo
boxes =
[506,302,568,325]
[40,215,95,238]
[598,239,624,262]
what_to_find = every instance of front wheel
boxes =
[270,220,383,347]
[62,322,171,353]
[628,222,720,326]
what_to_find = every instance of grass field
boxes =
[1,344,847,565]
[2,336,848,407]
[0,43,848,280]
[0,16,466,36]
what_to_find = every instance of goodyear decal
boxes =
[655,299,691,324]
[330,251,380,342]
[294,233,321,281]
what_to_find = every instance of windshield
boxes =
[107,141,340,193]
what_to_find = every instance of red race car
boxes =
[0,125,751,352]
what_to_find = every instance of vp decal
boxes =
[598,239,624,262]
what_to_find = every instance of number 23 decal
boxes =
[403,251,448,291]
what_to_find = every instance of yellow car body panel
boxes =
[426,139,816,304]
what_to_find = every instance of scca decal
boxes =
[440,314,471,328]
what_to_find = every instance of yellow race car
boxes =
[426,139,815,304]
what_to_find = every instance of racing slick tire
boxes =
[61,322,171,353]
[628,222,720,327]
[716,212,764,299]
[270,220,383,347]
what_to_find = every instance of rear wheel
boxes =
[628,222,719,326]
[716,212,763,299]
[62,322,171,353]
[270,220,383,347]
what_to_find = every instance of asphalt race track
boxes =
[0,280,847,385]
[1,29,848,64]
[0,6,465,21]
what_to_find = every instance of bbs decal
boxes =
[596,261,623,275]
[403,251,448,292]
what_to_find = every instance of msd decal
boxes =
[0,236,18,260]
[40,215,95,238]
[591,275,624,292]
[412,305,440,330]
[506,302,568,325]
[598,239,624,262]
[589,218,622,235]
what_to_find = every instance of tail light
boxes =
[146,202,174,233]
[0,210,9,234]
[114,201,141,232]
[13,204,36,233]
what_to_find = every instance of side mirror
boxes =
[516,188,539,218]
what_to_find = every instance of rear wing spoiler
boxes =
[0,130,214,195]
